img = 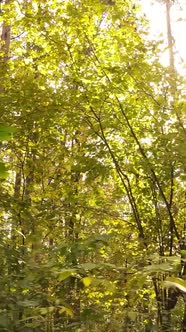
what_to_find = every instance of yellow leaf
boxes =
[82,277,94,287]
[59,307,74,318]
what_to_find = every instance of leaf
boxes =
[82,276,116,292]
[0,162,8,178]
[56,269,76,281]
[59,307,74,317]
[40,307,55,314]
[127,273,147,290]
[19,315,45,322]
[163,277,186,293]
[78,263,97,271]
[82,277,95,287]
[144,263,174,273]
[127,311,138,321]
[180,250,186,258]
[0,125,16,141]
[17,300,40,307]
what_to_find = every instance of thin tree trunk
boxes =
[165,0,175,71]
[0,0,11,61]
[182,303,186,332]
[0,0,11,93]
[165,0,186,137]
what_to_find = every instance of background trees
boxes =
[0,0,185,331]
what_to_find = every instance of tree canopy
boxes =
[0,0,186,331]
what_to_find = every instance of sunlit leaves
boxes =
[0,125,15,178]
[0,0,185,331]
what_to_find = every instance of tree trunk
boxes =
[182,302,186,332]
[0,0,11,61]
[0,0,11,93]
[165,0,175,71]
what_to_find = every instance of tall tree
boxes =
[0,0,185,331]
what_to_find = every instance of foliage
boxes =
[0,125,15,178]
[0,0,185,331]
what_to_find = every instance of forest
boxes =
[0,0,186,331]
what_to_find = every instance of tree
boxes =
[0,0,185,331]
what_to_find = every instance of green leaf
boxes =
[78,263,97,271]
[56,269,76,281]
[40,307,55,314]
[17,300,40,307]
[0,125,16,141]
[0,162,8,178]
[144,263,175,273]
[181,250,186,258]
[127,311,138,321]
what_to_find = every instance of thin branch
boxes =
[85,108,146,245]
[83,34,179,241]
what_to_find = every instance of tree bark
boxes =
[0,0,11,61]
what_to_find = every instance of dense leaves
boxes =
[0,0,185,331]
